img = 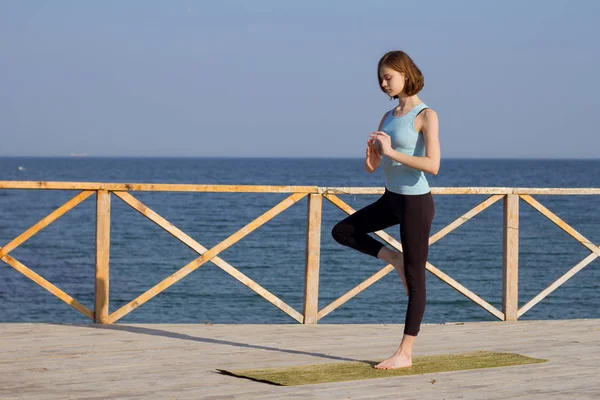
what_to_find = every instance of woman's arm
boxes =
[371,109,440,175]
[364,111,390,173]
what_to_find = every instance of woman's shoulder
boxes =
[422,107,438,120]
[418,105,438,121]
[422,106,437,115]
[415,106,438,132]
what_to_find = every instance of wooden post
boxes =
[95,190,111,324]
[303,193,322,324]
[502,194,519,321]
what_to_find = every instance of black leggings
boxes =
[331,188,435,336]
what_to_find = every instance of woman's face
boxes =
[379,66,405,98]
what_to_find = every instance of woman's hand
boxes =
[365,138,382,172]
[369,131,392,156]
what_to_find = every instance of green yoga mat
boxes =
[218,350,547,386]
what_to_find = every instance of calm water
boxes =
[0,157,598,324]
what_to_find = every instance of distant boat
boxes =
[70,153,88,157]
[18,166,26,171]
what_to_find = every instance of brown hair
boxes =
[377,51,424,98]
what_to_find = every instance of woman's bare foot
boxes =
[374,350,412,370]
[376,247,409,296]
[374,334,416,370]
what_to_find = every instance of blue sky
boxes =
[1,0,598,158]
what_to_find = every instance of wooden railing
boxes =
[1,181,598,324]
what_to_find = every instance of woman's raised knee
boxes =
[331,222,351,244]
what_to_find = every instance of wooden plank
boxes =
[426,262,505,320]
[0,254,93,319]
[503,194,519,321]
[113,192,302,322]
[512,188,600,195]
[0,190,95,258]
[111,191,304,323]
[321,194,402,315]
[303,194,322,324]
[321,187,600,195]
[518,252,598,318]
[324,194,504,320]
[106,192,308,324]
[1,182,599,195]
[1,320,599,399]
[318,265,395,320]
[429,187,517,195]
[0,181,318,193]
[95,190,110,324]
[325,193,503,320]
[520,194,600,257]
[429,194,505,245]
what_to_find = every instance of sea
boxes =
[0,157,598,325]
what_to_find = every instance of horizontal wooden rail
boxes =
[0,182,598,324]
[1,181,600,195]
[0,181,319,192]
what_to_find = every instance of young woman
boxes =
[331,50,440,370]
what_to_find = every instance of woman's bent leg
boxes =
[331,192,399,258]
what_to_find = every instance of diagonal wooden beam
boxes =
[429,195,505,245]
[106,192,308,324]
[320,194,402,316]
[112,191,215,255]
[322,194,505,321]
[518,252,598,318]
[0,253,94,320]
[111,191,304,323]
[520,194,600,257]
[426,262,504,320]
[318,264,395,320]
[0,191,95,258]
[318,260,504,321]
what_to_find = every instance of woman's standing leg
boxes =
[374,191,435,369]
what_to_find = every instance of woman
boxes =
[331,50,440,370]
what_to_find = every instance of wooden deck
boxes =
[1,319,599,399]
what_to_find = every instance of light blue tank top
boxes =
[380,103,431,195]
